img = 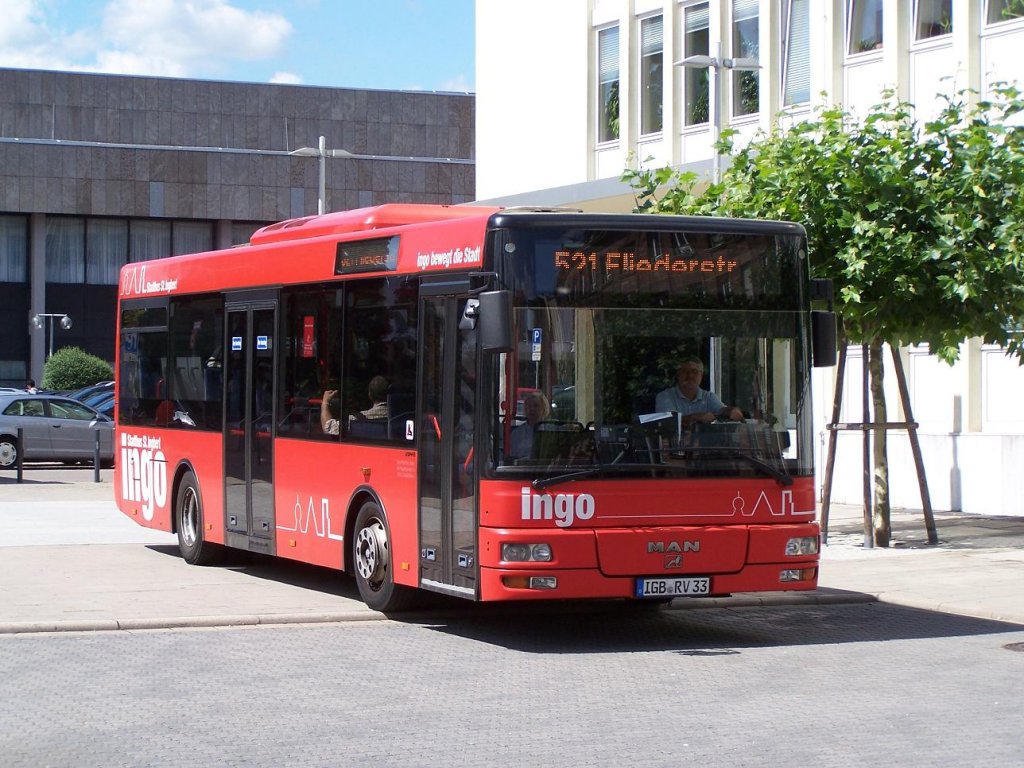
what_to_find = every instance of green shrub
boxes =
[41,347,114,391]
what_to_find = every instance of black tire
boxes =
[0,438,18,467]
[175,472,222,565]
[352,501,417,612]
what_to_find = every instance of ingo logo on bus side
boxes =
[520,487,596,528]
[414,245,482,271]
[120,433,167,521]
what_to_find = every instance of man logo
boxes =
[664,554,683,569]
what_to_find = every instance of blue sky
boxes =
[0,0,475,92]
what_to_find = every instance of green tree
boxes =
[42,346,113,391]
[624,86,1024,545]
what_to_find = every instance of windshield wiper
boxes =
[682,447,793,486]
[531,449,792,491]
[532,462,689,491]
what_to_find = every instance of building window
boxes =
[732,0,760,117]
[172,221,213,256]
[0,215,27,283]
[598,25,620,143]
[45,217,85,283]
[848,0,883,54]
[987,0,1024,23]
[86,219,128,285]
[130,220,171,262]
[640,15,664,135]
[232,222,262,246]
[782,0,811,106]
[684,3,710,125]
[915,0,952,39]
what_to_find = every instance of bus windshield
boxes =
[489,223,813,482]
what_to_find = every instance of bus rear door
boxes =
[223,291,277,554]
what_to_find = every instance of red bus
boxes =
[115,204,836,611]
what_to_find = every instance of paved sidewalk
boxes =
[2,467,1023,632]
[818,503,1024,625]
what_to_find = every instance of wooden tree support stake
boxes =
[820,344,939,546]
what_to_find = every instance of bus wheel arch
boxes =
[348,494,416,612]
[173,464,222,566]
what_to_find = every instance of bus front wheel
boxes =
[176,472,221,566]
[352,501,415,612]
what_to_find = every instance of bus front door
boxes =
[418,293,478,599]
[223,296,276,554]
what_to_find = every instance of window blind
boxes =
[599,26,619,82]
[641,15,663,56]
[686,3,709,33]
[784,0,810,105]
[733,0,759,22]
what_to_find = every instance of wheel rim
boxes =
[180,486,199,547]
[0,442,16,467]
[355,518,388,591]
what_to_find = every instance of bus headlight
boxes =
[785,536,819,556]
[501,542,553,562]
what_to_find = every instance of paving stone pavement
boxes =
[2,466,1023,632]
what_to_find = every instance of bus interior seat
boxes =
[532,421,585,462]
[386,392,415,441]
[348,419,387,439]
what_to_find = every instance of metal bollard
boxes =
[93,430,101,483]
[16,426,23,483]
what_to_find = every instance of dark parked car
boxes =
[68,380,114,403]
[0,393,114,467]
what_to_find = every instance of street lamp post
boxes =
[675,44,761,184]
[32,313,73,358]
[289,135,353,215]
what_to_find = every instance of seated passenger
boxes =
[655,356,743,425]
[508,391,550,460]
[321,389,341,435]
[350,375,389,422]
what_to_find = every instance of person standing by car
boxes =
[25,379,38,393]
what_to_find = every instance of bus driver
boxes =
[655,356,743,425]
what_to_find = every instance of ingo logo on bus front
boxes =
[521,487,595,528]
[120,265,179,297]
[120,433,167,521]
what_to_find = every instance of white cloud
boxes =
[437,74,473,93]
[0,0,293,80]
[270,71,303,85]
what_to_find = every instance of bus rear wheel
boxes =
[352,501,415,612]
[176,472,221,566]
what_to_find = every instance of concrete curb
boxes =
[0,611,386,635]
[0,589,878,635]
[665,588,877,611]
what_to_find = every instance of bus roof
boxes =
[250,203,502,246]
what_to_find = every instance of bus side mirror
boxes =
[811,310,837,367]
[478,290,514,353]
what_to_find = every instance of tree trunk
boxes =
[868,340,891,547]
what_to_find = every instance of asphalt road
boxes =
[1,602,1022,767]
[2,467,1023,767]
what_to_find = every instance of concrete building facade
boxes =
[0,68,475,386]
[476,0,1024,515]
